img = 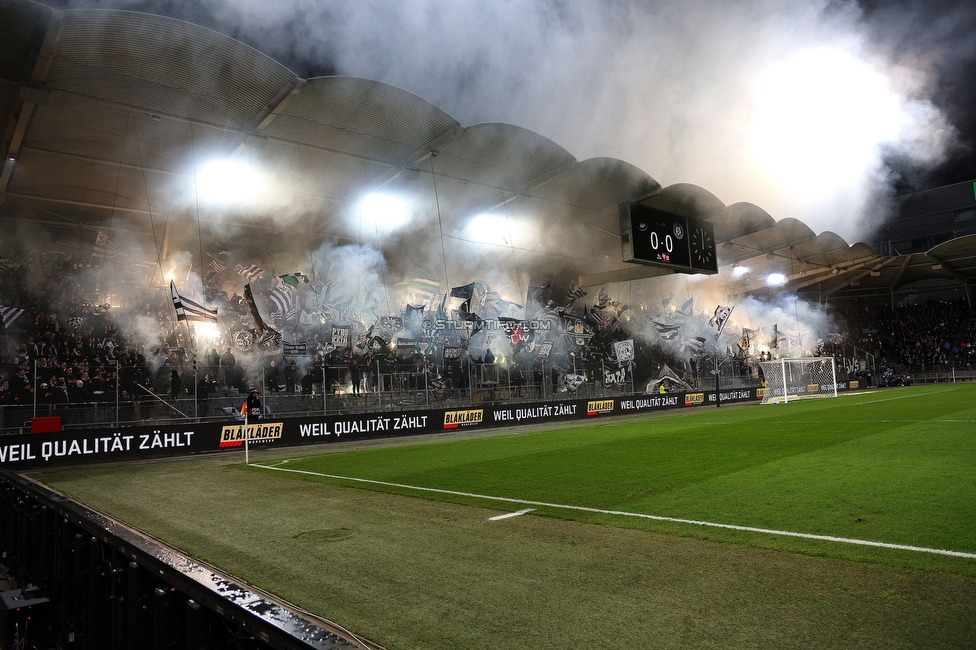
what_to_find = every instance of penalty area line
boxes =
[489,508,535,521]
[252,464,976,560]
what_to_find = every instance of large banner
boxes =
[0,387,786,470]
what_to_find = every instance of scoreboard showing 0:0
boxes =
[639,215,689,266]
[619,202,718,274]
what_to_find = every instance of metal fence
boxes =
[3,351,923,434]
[0,361,640,434]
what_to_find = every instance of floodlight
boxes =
[731,265,750,278]
[196,159,268,206]
[466,214,511,246]
[360,193,411,231]
[766,273,786,285]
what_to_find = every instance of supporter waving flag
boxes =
[708,304,734,338]
[170,281,218,323]
[651,319,681,341]
[66,314,89,331]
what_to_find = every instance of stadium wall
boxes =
[0,384,859,471]
[0,472,371,649]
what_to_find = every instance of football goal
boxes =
[759,357,838,404]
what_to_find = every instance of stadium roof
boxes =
[1,0,974,302]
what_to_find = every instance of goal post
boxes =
[759,357,838,404]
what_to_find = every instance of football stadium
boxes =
[1,1,976,648]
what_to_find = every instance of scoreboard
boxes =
[619,203,718,274]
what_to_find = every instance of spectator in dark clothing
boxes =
[246,389,262,419]
[284,361,297,393]
[169,368,183,400]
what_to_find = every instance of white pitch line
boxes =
[489,508,535,521]
[252,464,976,560]
[776,420,976,424]
[853,388,956,405]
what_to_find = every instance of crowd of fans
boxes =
[2,253,975,428]
[842,299,976,373]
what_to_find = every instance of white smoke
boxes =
[141,0,958,242]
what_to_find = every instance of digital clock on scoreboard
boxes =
[619,203,718,274]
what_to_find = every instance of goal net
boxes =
[759,357,838,404]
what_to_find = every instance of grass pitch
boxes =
[35,384,976,649]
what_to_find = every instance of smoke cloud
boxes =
[8,0,971,388]
[93,0,961,243]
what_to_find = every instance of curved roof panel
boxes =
[928,233,976,284]
[530,157,659,212]
[710,202,775,244]
[718,217,815,266]
[641,183,726,218]
[2,0,971,301]
[792,232,851,265]
[436,122,576,191]
[264,76,460,165]
[46,9,296,129]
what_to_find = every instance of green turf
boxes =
[265,384,976,575]
[33,384,976,649]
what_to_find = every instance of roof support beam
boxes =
[366,125,466,191]
[888,255,913,291]
[785,256,882,292]
[824,263,886,297]
[5,191,154,216]
[1,10,61,205]
[0,95,42,204]
[248,78,305,133]
[6,192,284,234]
[926,251,976,287]
[460,159,580,218]
[233,78,306,155]
[19,145,184,177]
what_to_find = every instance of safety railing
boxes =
[1,361,643,434]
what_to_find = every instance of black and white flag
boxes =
[652,320,681,341]
[604,366,627,386]
[269,278,299,326]
[91,231,108,265]
[66,314,89,331]
[443,346,463,360]
[564,373,586,391]
[614,339,635,363]
[0,305,25,331]
[683,336,707,354]
[536,340,553,359]
[788,330,803,348]
[283,342,308,357]
[566,279,586,302]
[236,264,264,282]
[708,305,734,337]
[170,281,218,323]
[331,325,350,348]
